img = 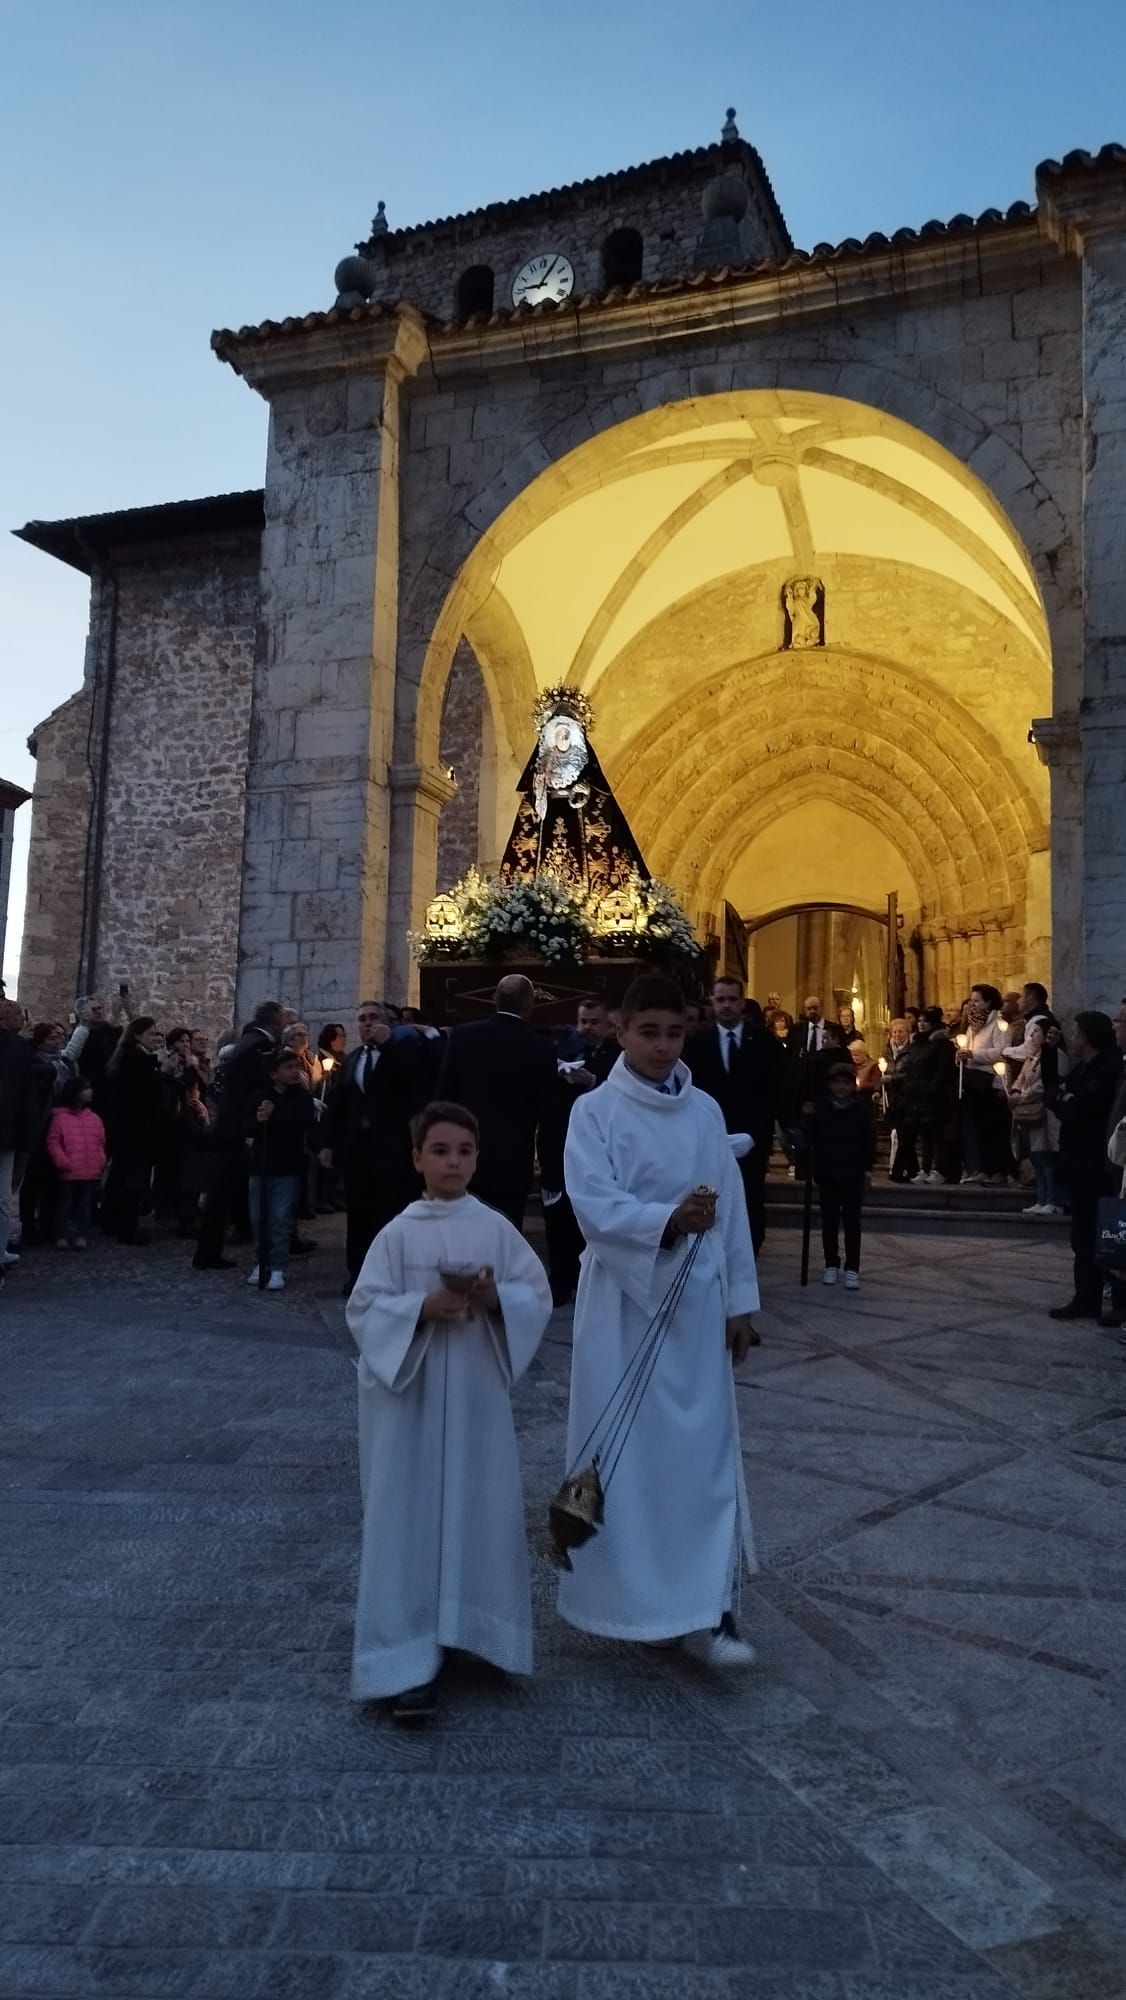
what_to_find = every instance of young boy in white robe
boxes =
[560,975,760,1669]
[346,1101,552,1722]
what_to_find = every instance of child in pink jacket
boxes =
[46,1077,107,1248]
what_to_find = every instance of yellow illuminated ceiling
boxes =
[470,391,1050,696]
[427,388,1053,934]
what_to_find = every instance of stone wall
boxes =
[436,641,485,889]
[91,532,259,1039]
[357,145,781,322]
[18,689,94,1023]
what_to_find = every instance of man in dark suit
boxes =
[539,996,619,1304]
[786,995,828,1062]
[438,974,557,1231]
[320,1001,431,1284]
[193,1000,283,1270]
[686,978,785,1255]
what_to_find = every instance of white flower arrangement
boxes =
[411,869,589,966]
[411,865,702,974]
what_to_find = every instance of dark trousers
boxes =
[472,1184,528,1233]
[102,1153,151,1243]
[19,1148,58,1245]
[898,1120,938,1177]
[194,1140,247,1266]
[543,1192,584,1303]
[740,1150,769,1257]
[962,1087,1012,1179]
[56,1180,97,1242]
[889,1122,917,1181]
[819,1173,864,1273]
[1067,1172,1106,1313]
[344,1168,417,1282]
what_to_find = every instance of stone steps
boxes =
[763,1175,1069,1237]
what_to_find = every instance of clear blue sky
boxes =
[1,0,1121,988]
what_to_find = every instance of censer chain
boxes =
[596,1235,701,1494]
[562,1230,704,1495]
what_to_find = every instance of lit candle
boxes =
[956,1031,969,1100]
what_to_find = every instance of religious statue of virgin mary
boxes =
[499,687,649,894]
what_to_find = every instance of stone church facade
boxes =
[15,121,1126,1033]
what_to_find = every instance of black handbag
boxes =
[1095,1196,1126,1265]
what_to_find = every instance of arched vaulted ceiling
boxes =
[423,390,1052,927]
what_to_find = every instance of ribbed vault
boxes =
[418,388,1053,959]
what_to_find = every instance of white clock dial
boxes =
[511,252,575,308]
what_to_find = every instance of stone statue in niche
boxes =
[782,576,825,649]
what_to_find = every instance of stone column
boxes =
[385,762,458,1002]
[215,310,428,1029]
[916,925,937,1007]
[1040,155,1126,1010]
[933,927,956,1009]
[1028,718,1083,1012]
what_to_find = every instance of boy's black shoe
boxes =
[391,1682,438,1725]
[1049,1298,1098,1320]
[193,1256,237,1271]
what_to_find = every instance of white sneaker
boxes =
[822,1267,838,1287]
[0,1252,20,1267]
[844,1271,861,1291]
[267,1270,286,1292]
[927,1170,944,1185]
[246,1266,260,1286]
[911,1172,928,1184]
[682,1617,756,1671]
[1041,1205,1063,1216]
[1022,1204,1044,1216]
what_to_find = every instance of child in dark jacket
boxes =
[46,1076,108,1248]
[813,1061,876,1291]
[245,1048,316,1291]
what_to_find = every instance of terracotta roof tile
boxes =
[356,138,791,257]
[14,490,264,572]
[1037,141,1126,179]
[211,198,1040,357]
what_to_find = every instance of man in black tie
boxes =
[786,996,827,1061]
[685,977,785,1254]
[438,974,557,1231]
[320,1001,430,1283]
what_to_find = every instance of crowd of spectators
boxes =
[1,972,1124,1324]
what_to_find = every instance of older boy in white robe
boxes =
[346,1101,552,1722]
[560,975,760,1668]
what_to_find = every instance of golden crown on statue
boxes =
[532,685,596,734]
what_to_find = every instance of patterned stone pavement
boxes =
[3,1219,1126,2000]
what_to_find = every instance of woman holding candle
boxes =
[954,984,1012,1186]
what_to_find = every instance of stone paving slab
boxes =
[3,1223,1126,1997]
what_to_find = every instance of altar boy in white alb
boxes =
[560,975,760,1668]
[346,1102,552,1722]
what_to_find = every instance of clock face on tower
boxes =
[511,253,575,308]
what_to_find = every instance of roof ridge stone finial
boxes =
[722,106,739,142]
[370,199,388,237]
